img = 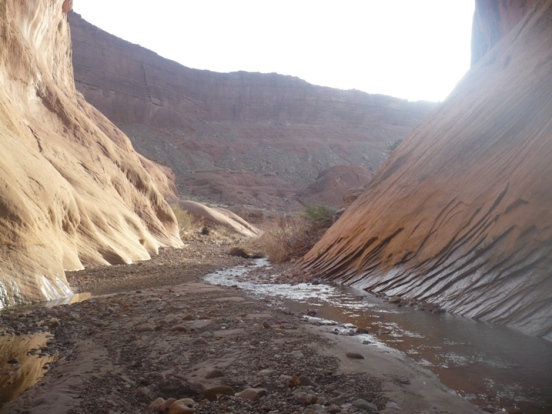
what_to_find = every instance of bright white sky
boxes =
[73,1,475,102]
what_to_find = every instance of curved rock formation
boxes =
[68,12,433,209]
[0,0,182,307]
[302,2,552,340]
[176,200,261,238]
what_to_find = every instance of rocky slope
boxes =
[68,12,433,210]
[302,1,552,340]
[0,0,182,308]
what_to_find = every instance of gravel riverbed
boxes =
[0,243,483,414]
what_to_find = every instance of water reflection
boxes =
[205,260,552,414]
[0,332,57,407]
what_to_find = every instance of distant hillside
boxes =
[69,12,433,210]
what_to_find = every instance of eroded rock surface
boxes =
[303,2,552,339]
[0,0,182,307]
[68,12,433,209]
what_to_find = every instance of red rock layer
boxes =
[68,12,433,208]
[471,0,539,65]
[0,0,182,307]
[302,2,552,340]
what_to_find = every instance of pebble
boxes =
[148,397,165,412]
[168,398,197,414]
[192,338,209,346]
[389,295,402,304]
[205,369,224,379]
[345,352,364,360]
[294,391,318,405]
[47,317,61,328]
[235,387,268,401]
[352,398,378,411]
[170,325,187,332]
[201,385,235,401]
[262,321,272,329]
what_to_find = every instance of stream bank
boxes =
[1,244,481,413]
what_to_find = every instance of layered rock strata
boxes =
[0,0,182,307]
[68,12,433,209]
[303,1,552,339]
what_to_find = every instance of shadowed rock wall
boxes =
[0,0,182,307]
[302,1,552,340]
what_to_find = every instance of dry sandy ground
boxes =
[0,242,483,414]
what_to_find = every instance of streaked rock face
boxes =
[68,12,433,209]
[302,2,552,339]
[471,0,538,65]
[0,0,182,307]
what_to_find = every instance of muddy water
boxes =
[204,259,552,414]
[0,292,91,408]
[0,332,57,406]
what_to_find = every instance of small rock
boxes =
[352,398,378,411]
[160,398,177,412]
[148,397,165,412]
[294,391,318,405]
[394,376,411,385]
[345,352,364,359]
[201,385,235,401]
[326,404,342,413]
[290,350,304,358]
[262,321,272,329]
[205,369,224,379]
[388,295,402,304]
[136,323,156,332]
[328,395,347,405]
[136,386,153,401]
[183,314,194,321]
[298,375,315,386]
[170,325,187,332]
[235,387,267,401]
[169,398,197,414]
[192,338,209,346]
[47,318,61,329]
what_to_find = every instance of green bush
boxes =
[387,139,403,152]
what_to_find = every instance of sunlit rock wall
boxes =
[0,0,182,308]
[302,2,552,340]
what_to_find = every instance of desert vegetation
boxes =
[243,205,336,263]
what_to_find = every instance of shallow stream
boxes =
[204,259,552,414]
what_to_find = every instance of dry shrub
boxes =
[251,206,335,263]
[254,216,309,262]
[171,204,199,237]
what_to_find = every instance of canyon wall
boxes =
[69,12,433,210]
[302,1,552,339]
[0,0,182,307]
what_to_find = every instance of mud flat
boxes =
[1,244,481,414]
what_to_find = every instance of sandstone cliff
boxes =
[0,0,182,307]
[302,1,552,339]
[68,12,433,210]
